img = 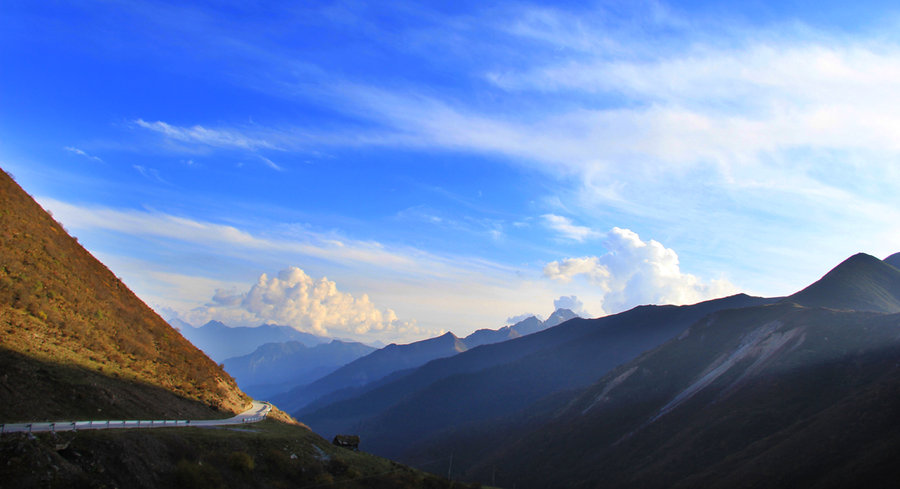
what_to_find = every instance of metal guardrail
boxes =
[0,402,271,435]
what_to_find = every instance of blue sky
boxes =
[2,1,899,343]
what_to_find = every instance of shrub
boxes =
[327,457,349,476]
[174,459,223,489]
[227,451,255,473]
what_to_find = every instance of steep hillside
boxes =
[178,320,329,363]
[786,252,900,313]
[223,340,375,398]
[0,169,248,420]
[469,303,900,488]
[272,331,468,413]
[300,294,774,459]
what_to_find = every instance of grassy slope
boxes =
[0,169,248,419]
[0,420,482,489]
[0,349,230,423]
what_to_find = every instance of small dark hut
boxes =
[332,434,360,451]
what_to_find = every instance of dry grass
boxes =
[0,168,249,419]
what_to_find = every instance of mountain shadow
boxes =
[450,252,900,488]
[299,293,774,461]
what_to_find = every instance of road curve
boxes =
[0,401,272,434]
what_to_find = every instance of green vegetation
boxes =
[0,420,483,489]
[0,168,248,419]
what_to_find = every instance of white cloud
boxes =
[542,214,601,242]
[545,228,737,314]
[544,256,610,285]
[180,267,424,339]
[505,312,538,324]
[133,165,167,183]
[134,119,278,151]
[553,295,587,315]
[37,197,427,272]
[64,146,103,162]
[257,155,283,171]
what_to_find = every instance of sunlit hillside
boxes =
[0,169,248,420]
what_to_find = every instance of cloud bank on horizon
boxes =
[179,267,424,339]
[2,1,898,342]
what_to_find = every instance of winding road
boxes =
[0,401,271,434]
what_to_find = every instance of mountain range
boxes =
[272,250,900,489]
[175,320,330,363]
[270,308,578,414]
[299,293,773,460]
[458,252,900,488]
[223,339,376,398]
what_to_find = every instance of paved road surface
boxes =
[0,401,271,434]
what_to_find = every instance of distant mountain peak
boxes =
[786,252,900,313]
[180,320,330,362]
[545,308,579,327]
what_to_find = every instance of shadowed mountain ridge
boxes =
[786,252,900,313]
[299,293,775,458]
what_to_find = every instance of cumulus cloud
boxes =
[181,266,424,339]
[553,295,587,315]
[545,227,737,313]
[544,256,610,284]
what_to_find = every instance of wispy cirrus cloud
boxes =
[134,119,279,151]
[257,155,283,171]
[542,214,601,242]
[64,146,103,162]
[37,197,424,272]
[132,165,167,183]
